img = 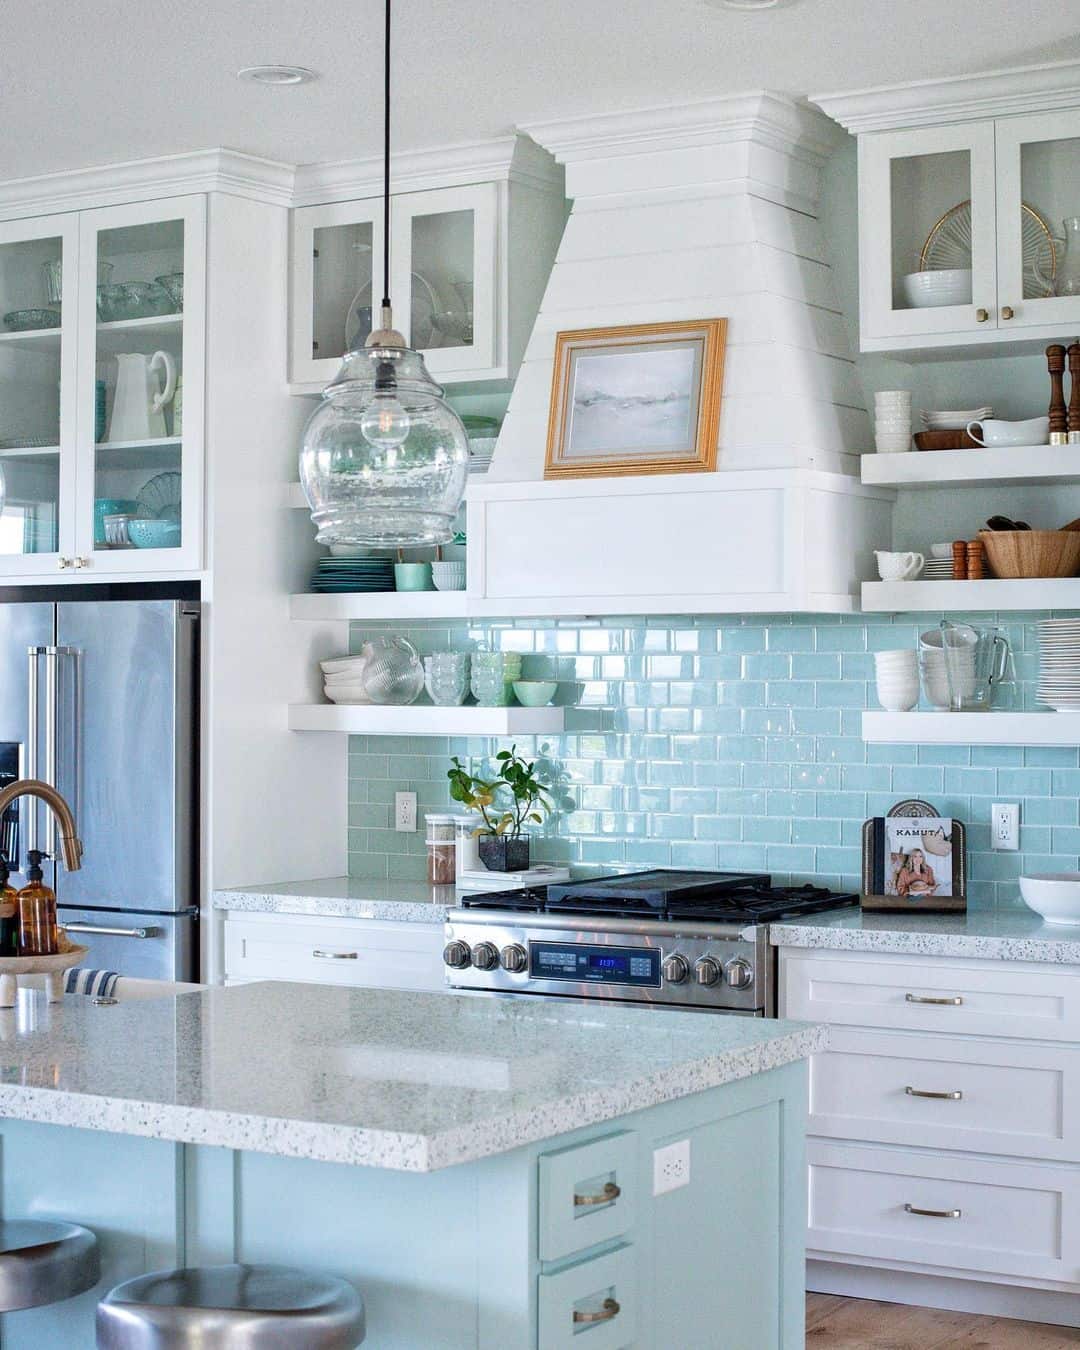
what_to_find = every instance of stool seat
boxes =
[0,1218,99,1312]
[96,1262,365,1349]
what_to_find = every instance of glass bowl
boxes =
[96,282,174,323]
[154,272,184,312]
[3,309,60,332]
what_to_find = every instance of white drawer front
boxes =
[223,914,445,991]
[782,950,1080,1042]
[810,1028,1080,1162]
[808,1140,1080,1285]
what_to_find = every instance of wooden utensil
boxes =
[977,528,1080,578]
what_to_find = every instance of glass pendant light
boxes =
[299,0,469,546]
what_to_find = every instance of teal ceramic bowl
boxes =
[512,680,558,707]
[394,562,433,591]
[127,518,181,549]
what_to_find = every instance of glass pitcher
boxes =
[941,621,1012,712]
[1034,217,1080,297]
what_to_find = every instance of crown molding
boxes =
[522,92,845,170]
[0,149,296,221]
[290,133,562,207]
[812,58,1080,135]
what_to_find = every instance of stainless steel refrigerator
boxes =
[0,594,199,981]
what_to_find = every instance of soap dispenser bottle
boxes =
[17,850,58,956]
[0,858,17,957]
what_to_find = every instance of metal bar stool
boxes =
[0,1219,99,1311]
[96,1263,365,1348]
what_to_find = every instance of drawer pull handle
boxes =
[573,1182,621,1208]
[312,949,359,960]
[905,1086,963,1101]
[905,993,962,1006]
[573,1298,620,1324]
[905,1203,961,1220]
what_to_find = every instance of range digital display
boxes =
[531,942,660,987]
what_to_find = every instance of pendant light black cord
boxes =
[381,0,392,310]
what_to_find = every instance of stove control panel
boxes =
[531,941,660,987]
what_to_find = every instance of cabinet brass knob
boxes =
[975,308,990,322]
[57,557,71,570]
[1002,306,1015,320]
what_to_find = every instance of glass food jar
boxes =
[426,813,457,885]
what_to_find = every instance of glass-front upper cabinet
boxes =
[0,216,79,575]
[76,196,205,574]
[858,122,998,342]
[995,110,1080,331]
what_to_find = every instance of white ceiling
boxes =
[3,0,1077,181]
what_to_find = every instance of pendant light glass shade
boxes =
[299,343,470,546]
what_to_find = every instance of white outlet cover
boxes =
[395,791,418,833]
[653,1139,691,1196]
[991,802,1019,851]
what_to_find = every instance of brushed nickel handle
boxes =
[1001,305,1015,320]
[57,557,72,570]
[905,1086,962,1101]
[905,1203,961,1219]
[906,993,962,1006]
[574,1182,621,1208]
[64,923,157,939]
[975,307,990,322]
[312,949,358,960]
[573,1298,620,1324]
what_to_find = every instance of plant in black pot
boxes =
[447,746,554,872]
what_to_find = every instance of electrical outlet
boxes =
[992,802,1019,851]
[653,1139,691,1196]
[395,791,417,833]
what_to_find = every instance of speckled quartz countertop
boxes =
[0,983,825,1171]
[213,877,453,923]
[771,908,1080,964]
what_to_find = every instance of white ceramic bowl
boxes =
[902,269,973,308]
[1019,873,1080,925]
[321,656,368,675]
[324,682,372,705]
[431,561,467,592]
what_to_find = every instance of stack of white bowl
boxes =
[918,627,976,710]
[874,390,912,453]
[901,269,973,309]
[321,654,371,705]
[921,405,992,432]
[874,649,919,711]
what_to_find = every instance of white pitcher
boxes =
[107,351,177,443]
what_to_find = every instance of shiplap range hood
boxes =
[467,93,891,616]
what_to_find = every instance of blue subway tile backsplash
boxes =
[345,611,1080,911]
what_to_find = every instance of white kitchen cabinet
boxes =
[0,195,204,579]
[288,136,565,392]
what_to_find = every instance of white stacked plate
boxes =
[922,559,954,579]
[1036,620,1080,709]
[921,406,992,431]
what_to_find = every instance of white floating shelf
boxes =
[292,591,470,621]
[861,444,1080,489]
[863,710,1080,745]
[862,578,1080,612]
[288,703,566,735]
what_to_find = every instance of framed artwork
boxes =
[544,319,727,479]
[861,800,966,913]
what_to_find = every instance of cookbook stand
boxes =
[0,943,90,1006]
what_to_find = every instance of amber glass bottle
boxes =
[0,858,17,957]
[17,850,58,956]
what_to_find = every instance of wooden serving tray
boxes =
[913,430,980,451]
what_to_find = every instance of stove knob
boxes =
[663,953,690,985]
[472,942,499,971]
[724,958,754,991]
[443,940,472,970]
[501,944,528,973]
[694,956,722,987]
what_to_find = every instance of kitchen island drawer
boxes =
[223,912,445,991]
[808,1139,1080,1285]
[538,1131,637,1262]
[537,1245,637,1350]
[781,949,1080,1042]
[809,1027,1080,1162]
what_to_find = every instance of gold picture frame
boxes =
[543,319,727,480]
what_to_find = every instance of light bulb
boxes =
[360,393,411,448]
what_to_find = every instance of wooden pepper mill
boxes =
[1048,344,1068,444]
[1068,341,1080,445]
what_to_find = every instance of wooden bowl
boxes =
[913,429,980,452]
[978,530,1080,579]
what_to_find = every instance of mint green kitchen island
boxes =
[0,983,822,1348]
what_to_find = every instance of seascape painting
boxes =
[565,343,698,457]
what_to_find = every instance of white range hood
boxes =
[466,92,889,616]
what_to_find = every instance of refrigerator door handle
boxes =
[26,646,44,856]
[63,923,161,940]
[41,646,77,860]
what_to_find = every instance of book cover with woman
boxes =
[885,818,954,899]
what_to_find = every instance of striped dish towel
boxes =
[64,968,120,997]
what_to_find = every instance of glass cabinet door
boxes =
[859,122,997,340]
[995,110,1080,330]
[391,183,497,375]
[0,215,79,574]
[76,196,204,573]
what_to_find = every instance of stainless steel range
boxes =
[444,869,857,1016]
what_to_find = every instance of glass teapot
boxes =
[1033,217,1080,298]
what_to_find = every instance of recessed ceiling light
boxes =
[237,65,318,86]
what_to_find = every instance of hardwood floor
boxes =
[807,1293,1080,1348]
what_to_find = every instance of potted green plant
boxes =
[448,746,555,872]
